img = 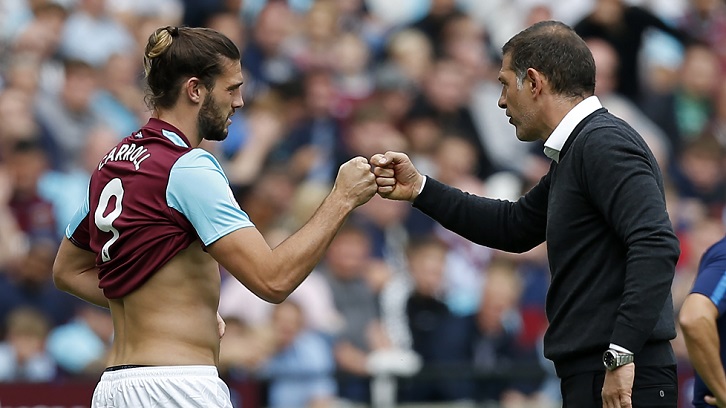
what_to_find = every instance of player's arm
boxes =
[169,151,375,304]
[680,292,726,404]
[53,237,108,308]
[208,188,354,303]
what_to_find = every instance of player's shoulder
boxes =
[168,149,230,190]
[702,236,726,265]
[173,148,224,172]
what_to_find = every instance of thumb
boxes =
[379,151,409,166]
[705,395,718,406]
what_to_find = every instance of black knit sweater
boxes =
[413,108,680,377]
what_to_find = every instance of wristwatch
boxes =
[603,349,634,371]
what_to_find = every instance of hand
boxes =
[332,156,377,209]
[602,363,634,408]
[705,395,726,407]
[370,151,424,202]
[217,312,226,339]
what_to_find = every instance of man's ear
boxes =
[184,77,203,104]
[526,68,544,96]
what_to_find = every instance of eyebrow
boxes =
[227,81,244,90]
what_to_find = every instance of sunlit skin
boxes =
[157,58,244,147]
[497,53,579,144]
[105,61,246,367]
[53,53,380,370]
[497,54,542,142]
[53,59,250,368]
[199,62,245,142]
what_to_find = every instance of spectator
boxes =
[35,59,103,172]
[0,88,41,157]
[241,2,298,92]
[321,222,393,403]
[267,69,348,186]
[586,37,671,169]
[408,58,495,180]
[6,139,56,242]
[46,304,113,377]
[669,133,726,217]
[384,29,434,88]
[641,42,721,159]
[286,0,340,72]
[400,235,475,403]
[259,301,338,408]
[678,0,726,73]
[0,307,56,382]
[410,0,462,56]
[0,238,80,329]
[90,52,146,138]
[59,0,135,67]
[574,0,690,103]
[472,259,543,405]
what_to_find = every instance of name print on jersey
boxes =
[98,138,151,171]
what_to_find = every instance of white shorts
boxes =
[91,365,233,408]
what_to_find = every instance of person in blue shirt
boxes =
[680,234,726,407]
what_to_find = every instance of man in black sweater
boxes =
[370,20,680,408]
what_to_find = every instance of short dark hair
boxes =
[143,26,241,112]
[502,20,595,99]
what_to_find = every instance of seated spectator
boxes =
[259,301,338,408]
[669,133,726,217]
[90,52,145,138]
[471,259,551,406]
[0,236,80,329]
[219,317,275,378]
[400,234,475,403]
[0,306,56,382]
[321,222,395,403]
[6,139,56,242]
[46,304,113,378]
[59,0,135,67]
[35,58,103,172]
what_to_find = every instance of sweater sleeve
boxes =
[412,174,549,253]
[580,128,680,354]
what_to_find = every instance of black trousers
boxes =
[560,365,677,408]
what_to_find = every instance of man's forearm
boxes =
[683,318,726,401]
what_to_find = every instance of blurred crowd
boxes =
[0,0,724,406]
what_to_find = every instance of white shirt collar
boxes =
[543,95,603,162]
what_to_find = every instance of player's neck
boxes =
[153,110,202,147]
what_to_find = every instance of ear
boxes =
[526,68,544,97]
[184,77,203,104]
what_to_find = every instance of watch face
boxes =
[603,350,616,369]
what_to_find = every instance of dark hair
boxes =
[143,26,241,112]
[502,20,595,99]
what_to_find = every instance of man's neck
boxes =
[540,95,585,142]
[154,110,201,147]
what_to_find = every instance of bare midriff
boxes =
[106,241,221,367]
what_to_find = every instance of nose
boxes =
[232,89,244,109]
[497,96,506,110]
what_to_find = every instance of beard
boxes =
[198,93,229,142]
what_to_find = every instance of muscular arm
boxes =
[53,237,108,308]
[208,189,354,304]
[680,293,726,402]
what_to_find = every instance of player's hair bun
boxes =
[143,26,178,76]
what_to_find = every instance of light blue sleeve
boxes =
[65,185,90,239]
[167,149,254,246]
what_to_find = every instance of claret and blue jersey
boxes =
[65,118,254,299]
